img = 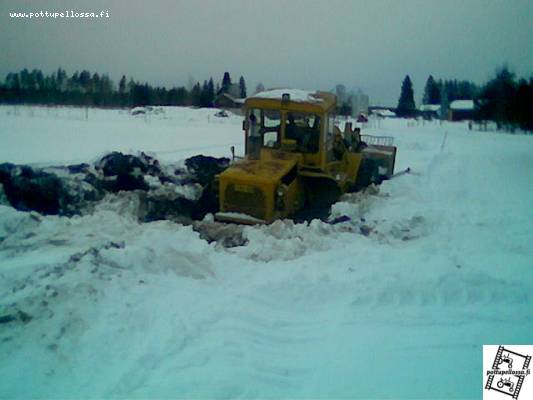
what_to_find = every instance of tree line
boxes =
[396,67,532,131]
[0,68,248,108]
[397,75,479,117]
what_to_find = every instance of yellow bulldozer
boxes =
[215,89,397,224]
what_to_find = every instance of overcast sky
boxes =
[1,0,532,105]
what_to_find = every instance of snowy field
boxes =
[0,105,532,399]
[0,105,245,165]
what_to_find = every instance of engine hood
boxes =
[218,158,297,185]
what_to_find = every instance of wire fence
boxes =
[361,134,394,146]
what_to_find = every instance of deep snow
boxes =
[0,105,532,399]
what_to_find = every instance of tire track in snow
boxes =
[141,288,333,397]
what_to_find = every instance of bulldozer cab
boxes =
[242,90,339,169]
[245,108,323,163]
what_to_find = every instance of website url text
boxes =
[9,10,110,19]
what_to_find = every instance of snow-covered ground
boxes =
[0,105,244,165]
[1,105,532,399]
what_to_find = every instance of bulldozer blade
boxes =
[215,211,266,225]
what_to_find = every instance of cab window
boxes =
[247,108,281,148]
[284,112,321,153]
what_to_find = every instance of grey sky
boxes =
[1,0,532,105]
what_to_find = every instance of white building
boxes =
[351,90,369,117]
[419,104,441,119]
[449,100,475,121]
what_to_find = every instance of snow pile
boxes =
[228,184,432,263]
[0,152,229,223]
[235,219,336,261]
[0,203,215,320]
[130,106,165,116]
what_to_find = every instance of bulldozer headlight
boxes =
[275,184,288,210]
[276,184,288,197]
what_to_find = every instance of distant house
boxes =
[420,104,441,120]
[214,83,246,112]
[217,83,241,98]
[213,92,245,111]
[449,100,474,121]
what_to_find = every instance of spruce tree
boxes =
[20,69,30,90]
[99,75,113,105]
[35,70,44,91]
[190,82,201,106]
[200,80,209,107]
[514,78,533,131]
[79,70,91,90]
[207,78,215,106]
[56,68,66,90]
[221,72,231,93]
[119,75,127,94]
[4,73,13,88]
[91,73,100,92]
[127,78,136,95]
[422,75,441,105]
[118,75,127,107]
[397,75,416,117]
[70,71,80,90]
[238,76,247,98]
[132,83,151,106]
[477,67,516,129]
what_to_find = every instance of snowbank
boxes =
[1,106,532,399]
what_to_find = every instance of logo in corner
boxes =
[484,345,532,399]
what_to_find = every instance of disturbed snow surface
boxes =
[1,106,532,399]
